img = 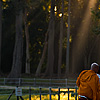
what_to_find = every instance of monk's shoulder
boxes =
[80,70,88,75]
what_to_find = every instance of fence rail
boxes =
[0,86,78,100]
[0,78,77,87]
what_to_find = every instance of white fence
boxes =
[0,78,77,87]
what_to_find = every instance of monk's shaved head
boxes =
[91,63,99,73]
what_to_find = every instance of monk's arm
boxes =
[89,75,99,100]
[76,70,87,87]
[76,77,80,87]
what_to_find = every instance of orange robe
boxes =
[97,75,100,100]
[76,70,99,100]
[98,84,100,100]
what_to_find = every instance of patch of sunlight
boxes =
[69,36,72,43]
[27,13,29,16]
[38,49,41,54]
[65,22,68,27]
[54,6,57,12]
[28,22,31,26]
[52,88,76,92]
[63,38,67,48]
[38,28,43,31]
[43,6,46,11]
[24,88,78,100]
[55,12,57,16]
[48,5,51,9]
[2,0,6,2]
[98,5,100,10]
[39,41,42,45]
[59,13,62,17]
[3,4,9,9]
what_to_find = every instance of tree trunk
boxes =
[66,0,71,77]
[35,33,48,77]
[44,0,55,78]
[0,1,2,72]
[58,0,64,77]
[24,8,30,74]
[8,8,23,78]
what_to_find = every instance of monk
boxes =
[76,63,99,100]
[97,66,100,100]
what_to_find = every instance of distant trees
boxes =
[36,0,67,77]
[1,0,100,78]
[8,0,42,77]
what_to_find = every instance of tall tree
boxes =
[35,33,48,77]
[58,0,64,77]
[8,0,23,78]
[44,0,55,77]
[0,0,2,73]
[66,0,70,77]
[24,2,30,74]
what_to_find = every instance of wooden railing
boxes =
[0,78,77,87]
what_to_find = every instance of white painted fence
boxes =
[0,78,76,87]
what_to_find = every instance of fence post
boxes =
[4,78,6,85]
[49,87,51,100]
[58,87,60,100]
[34,78,36,86]
[68,88,69,100]
[49,79,52,86]
[66,79,67,87]
[19,78,21,86]
[39,87,41,100]
[75,87,77,100]
[29,87,31,100]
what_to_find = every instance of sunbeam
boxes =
[72,0,97,73]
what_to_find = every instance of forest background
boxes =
[0,0,100,79]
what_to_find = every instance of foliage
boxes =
[28,1,48,73]
[91,1,100,35]
[1,0,49,74]
[2,0,15,73]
